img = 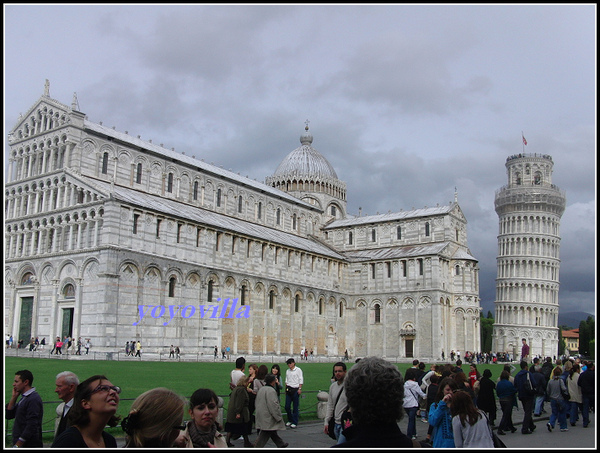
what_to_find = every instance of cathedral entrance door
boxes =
[405,339,414,358]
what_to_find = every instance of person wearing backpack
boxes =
[513,361,537,434]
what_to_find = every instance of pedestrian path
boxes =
[232,407,596,449]
[46,406,596,449]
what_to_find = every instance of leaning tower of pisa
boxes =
[492,153,566,360]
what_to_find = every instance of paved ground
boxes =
[109,406,596,449]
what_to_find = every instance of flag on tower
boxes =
[522,134,527,146]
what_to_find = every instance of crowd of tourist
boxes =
[5,353,595,448]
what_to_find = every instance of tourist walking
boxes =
[514,360,537,434]
[450,390,494,448]
[403,367,426,440]
[324,362,348,444]
[225,376,252,447]
[567,363,582,426]
[577,362,594,428]
[254,374,289,448]
[546,366,569,432]
[475,369,497,426]
[495,370,518,435]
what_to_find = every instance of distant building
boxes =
[5,82,481,360]
[492,153,566,359]
[561,329,579,355]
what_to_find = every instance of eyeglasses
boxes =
[91,384,122,395]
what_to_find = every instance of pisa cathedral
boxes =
[4,83,482,360]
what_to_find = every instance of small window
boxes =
[217,189,221,207]
[238,195,243,213]
[374,304,381,323]
[455,265,461,276]
[156,219,162,238]
[241,285,247,306]
[348,231,353,245]
[136,163,143,184]
[168,277,176,297]
[397,226,402,240]
[295,294,300,313]
[418,258,424,275]
[276,208,281,225]
[176,223,182,243]
[193,181,199,201]
[331,205,336,216]
[269,290,275,309]
[101,152,109,174]
[371,229,376,242]
[207,280,213,302]
[133,214,140,234]
[167,173,174,193]
[258,202,262,219]
[425,222,430,237]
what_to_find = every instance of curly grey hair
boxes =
[344,356,404,425]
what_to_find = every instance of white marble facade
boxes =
[5,85,481,360]
[492,153,566,360]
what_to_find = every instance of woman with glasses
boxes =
[178,388,227,448]
[51,375,121,448]
[122,387,185,447]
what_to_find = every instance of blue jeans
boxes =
[549,399,567,429]
[581,396,591,427]
[285,387,300,425]
[534,395,545,415]
[569,401,581,424]
[334,423,346,444]
[405,406,418,438]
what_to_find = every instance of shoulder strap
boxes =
[333,386,344,410]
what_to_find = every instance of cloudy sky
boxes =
[4,4,596,318]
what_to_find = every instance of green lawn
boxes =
[4,356,510,446]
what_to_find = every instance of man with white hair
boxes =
[54,371,79,437]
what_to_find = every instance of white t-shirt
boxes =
[231,369,245,387]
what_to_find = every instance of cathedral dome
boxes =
[272,125,338,180]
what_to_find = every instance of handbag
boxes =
[483,411,506,448]
[560,380,570,401]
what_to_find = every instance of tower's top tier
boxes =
[495,153,566,217]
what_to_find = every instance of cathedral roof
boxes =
[271,125,339,180]
[324,204,456,229]
[83,120,321,213]
[88,178,345,261]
